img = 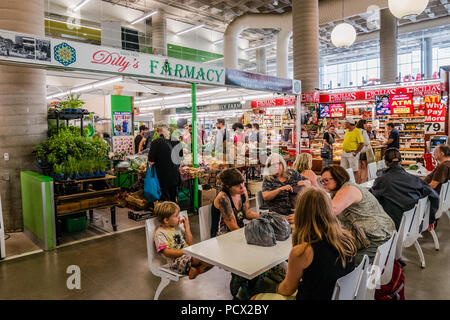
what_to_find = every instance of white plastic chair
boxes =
[395,207,415,260]
[256,191,264,213]
[401,197,428,268]
[443,180,450,215]
[346,168,356,183]
[144,210,188,300]
[332,255,369,300]
[423,182,448,251]
[198,204,212,241]
[366,231,398,300]
[368,162,378,181]
[435,181,449,220]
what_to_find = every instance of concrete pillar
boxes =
[256,47,267,74]
[277,29,292,78]
[292,0,319,92]
[380,8,398,84]
[152,11,167,56]
[422,37,433,79]
[101,21,122,48]
[0,0,47,231]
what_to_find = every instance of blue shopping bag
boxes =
[144,164,161,202]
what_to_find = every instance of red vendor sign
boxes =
[320,84,441,103]
[425,102,446,122]
[251,97,296,108]
[389,93,413,114]
[329,103,346,118]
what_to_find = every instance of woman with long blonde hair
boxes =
[263,187,357,300]
[292,153,320,187]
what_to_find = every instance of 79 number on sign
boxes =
[425,122,444,134]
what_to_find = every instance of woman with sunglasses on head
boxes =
[262,153,311,224]
[320,165,395,264]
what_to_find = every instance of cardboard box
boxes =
[199,188,217,207]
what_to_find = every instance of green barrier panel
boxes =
[21,171,55,250]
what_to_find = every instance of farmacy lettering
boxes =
[91,50,131,72]
[149,60,223,83]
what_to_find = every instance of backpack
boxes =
[374,260,405,300]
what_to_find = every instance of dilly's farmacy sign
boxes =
[0,29,225,86]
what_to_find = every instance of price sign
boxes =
[425,122,445,134]
[425,102,446,134]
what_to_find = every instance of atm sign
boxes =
[390,93,413,114]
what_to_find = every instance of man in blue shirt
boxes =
[384,123,400,149]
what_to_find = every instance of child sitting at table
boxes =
[154,201,212,279]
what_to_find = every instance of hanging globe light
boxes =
[388,0,429,19]
[331,23,357,48]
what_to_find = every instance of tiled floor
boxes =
[1,212,450,299]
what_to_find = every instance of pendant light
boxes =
[388,0,429,19]
[331,0,357,48]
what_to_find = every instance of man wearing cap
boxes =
[370,148,439,231]
[341,118,364,182]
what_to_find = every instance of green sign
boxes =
[149,60,224,84]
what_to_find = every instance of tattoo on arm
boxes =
[218,195,234,221]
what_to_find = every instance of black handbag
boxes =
[321,148,330,159]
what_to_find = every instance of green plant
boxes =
[58,93,85,110]
[53,164,63,175]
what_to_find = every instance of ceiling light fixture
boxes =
[130,10,158,25]
[331,0,357,48]
[135,88,227,105]
[45,18,102,31]
[176,24,205,36]
[46,76,124,100]
[388,0,428,19]
[244,43,274,52]
[72,0,90,11]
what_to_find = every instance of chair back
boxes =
[199,204,212,241]
[436,181,449,219]
[145,210,188,276]
[346,168,355,183]
[444,180,450,212]
[403,197,428,248]
[395,209,415,260]
[420,198,431,232]
[332,255,369,300]
[256,191,264,213]
[368,162,378,180]
[366,232,398,299]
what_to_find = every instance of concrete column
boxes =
[152,11,167,56]
[292,0,319,92]
[277,29,292,78]
[101,21,122,48]
[423,37,433,79]
[0,0,47,231]
[380,8,398,84]
[256,47,267,74]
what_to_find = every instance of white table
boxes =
[405,169,429,177]
[359,179,375,189]
[183,228,292,280]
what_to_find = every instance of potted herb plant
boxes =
[59,93,85,114]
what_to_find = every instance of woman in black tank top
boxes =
[253,187,357,300]
[212,169,260,299]
[211,169,259,237]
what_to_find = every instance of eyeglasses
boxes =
[321,177,334,183]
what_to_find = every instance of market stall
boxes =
[301,80,446,171]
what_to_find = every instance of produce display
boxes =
[35,126,110,181]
